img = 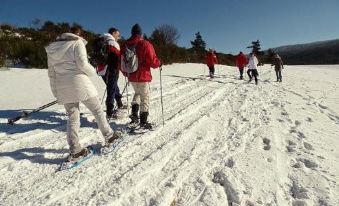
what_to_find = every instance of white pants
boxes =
[131,82,150,112]
[64,97,113,154]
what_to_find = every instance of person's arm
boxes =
[47,58,57,98]
[107,45,120,72]
[144,41,161,68]
[74,40,97,76]
[214,55,218,64]
[254,57,259,67]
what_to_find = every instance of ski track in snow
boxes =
[0,64,338,206]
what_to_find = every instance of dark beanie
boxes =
[131,24,142,36]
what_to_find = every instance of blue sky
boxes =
[1,0,338,54]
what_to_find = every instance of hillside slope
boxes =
[0,64,338,205]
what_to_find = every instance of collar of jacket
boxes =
[127,35,143,45]
[56,33,87,45]
[101,33,116,41]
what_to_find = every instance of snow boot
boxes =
[116,97,124,109]
[129,104,139,124]
[106,102,114,119]
[106,131,122,145]
[67,147,90,162]
[140,112,152,129]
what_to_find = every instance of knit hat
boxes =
[131,24,142,36]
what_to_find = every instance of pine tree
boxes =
[190,32,206,54]
[247,40,265,65]
[247,40,264,55]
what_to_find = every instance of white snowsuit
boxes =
[45,33,113,154]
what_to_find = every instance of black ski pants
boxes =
[238,66,244,79]
[208,66,215,77]
[247,69,258,83]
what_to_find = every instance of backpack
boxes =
[91,36,108,68]
[121,44,139,74]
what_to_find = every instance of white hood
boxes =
[101,33,114,41]
[101,33,120,50]
[45,33,87,61]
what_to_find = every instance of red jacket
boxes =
[122,35,161,82]
[235,53,248,68]
[205,52,218,67]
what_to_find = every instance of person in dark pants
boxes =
[101,28,124,119]
[272,53,284,82]
[205,49,218,78]
[247,53,259,85]
[235,51,248,79]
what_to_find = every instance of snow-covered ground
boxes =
[0,64,338,206]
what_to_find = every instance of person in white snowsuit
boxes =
[45,27,120,159]
[247,52,259,85]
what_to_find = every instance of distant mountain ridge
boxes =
[268,39,339,65]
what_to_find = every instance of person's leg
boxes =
[275,69,279,82]
[211,66,215,77]
[83,97,113,138]
[139,82,150,114]
[130,82,141,123]
[247,69,252,81]
[254,69,258,84]
[105,73,115,117]
[208,66,212,77]
[139,82,151,128]
[279,70,282,82]
[113,74,123,108]
[64,102,82,155]
[239,67,244,79]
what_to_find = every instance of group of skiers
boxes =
[45,24,161,160]
[235,51,284,84]
[207,50,284,84]
[45,23,284,160]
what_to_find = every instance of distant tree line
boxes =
[0,21,234,68]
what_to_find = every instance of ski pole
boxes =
[8,100,58,125]
[101,71,110,105]
[120,81,128,96]
[100,88,107,105]
[160,66,165,126]
[125,76,129,116]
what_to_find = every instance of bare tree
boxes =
[151,24,180,45]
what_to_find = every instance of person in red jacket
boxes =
[235,51,248,80]
[122,24,161,129]
[205,49,218,78]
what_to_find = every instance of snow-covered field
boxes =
[0,64,338,206]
